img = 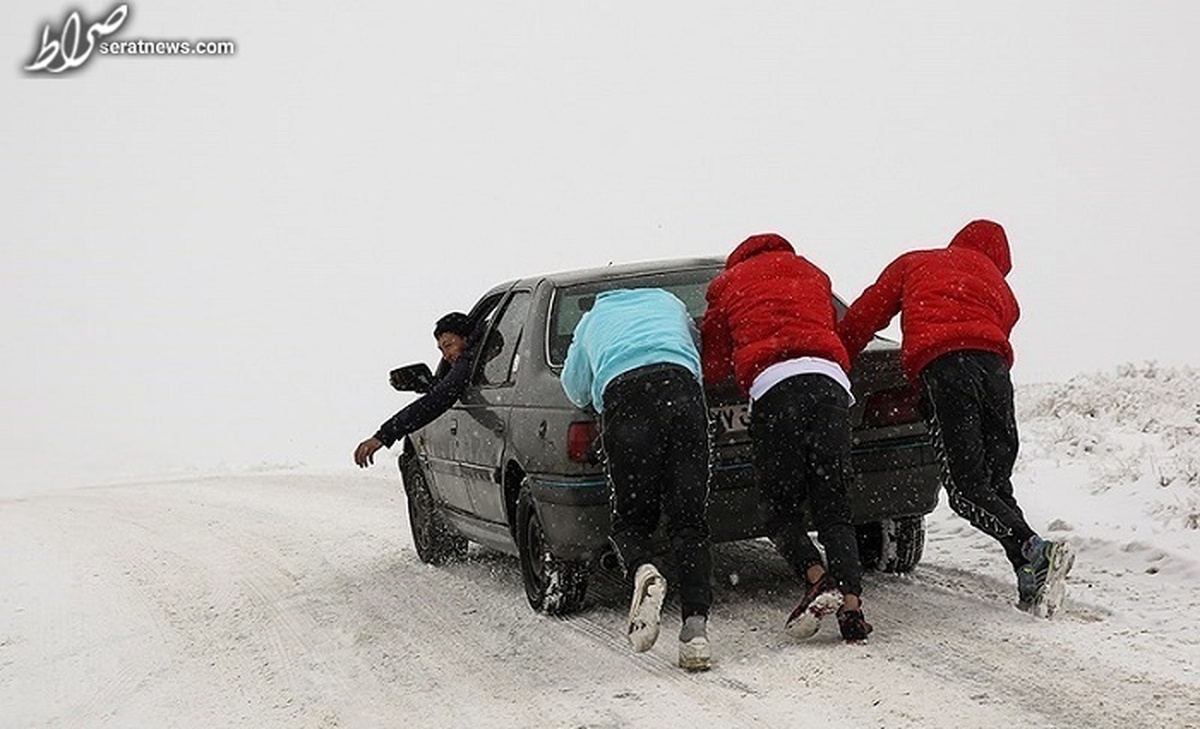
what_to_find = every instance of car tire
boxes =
[516,481,589,615]
[400,456,468,565]
[856,515,925,573]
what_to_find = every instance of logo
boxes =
[23,4,236,74]
[25,4,129,74]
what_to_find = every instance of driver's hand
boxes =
[354,437,384,467]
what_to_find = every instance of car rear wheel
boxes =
[516,482,588,615]
[401,457,468,565]
[856,515,925,573]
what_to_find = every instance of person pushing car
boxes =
[838,219,1074,617]
[560,287,714,671]
[702,232,873,643]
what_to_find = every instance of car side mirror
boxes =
[390,363,434,393]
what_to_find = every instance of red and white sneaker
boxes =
[784,575,843,639]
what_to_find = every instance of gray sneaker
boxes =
[678,615,711,672]
[1019,539,1076,618]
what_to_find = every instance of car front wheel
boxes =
[516,481,589,615]
[400,457,468,565]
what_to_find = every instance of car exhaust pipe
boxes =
[598,549,622,573]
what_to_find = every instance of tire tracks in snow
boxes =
[8,474,1197,727]
[863,564,1200,728]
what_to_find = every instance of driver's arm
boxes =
[374,341,475,448]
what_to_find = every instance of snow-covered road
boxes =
[4,462,1196,728]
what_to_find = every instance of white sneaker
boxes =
[678,615,711,671]
[627,563,667,652]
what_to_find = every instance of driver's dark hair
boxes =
[433,311,473,339]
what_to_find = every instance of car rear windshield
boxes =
[547,267,721,366]
[547,266,852,366]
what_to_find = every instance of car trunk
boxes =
[705,340,921,447]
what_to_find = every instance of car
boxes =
[392,257,943,614]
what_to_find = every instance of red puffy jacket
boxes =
[701,233,850,394]
[838,219,1020,382]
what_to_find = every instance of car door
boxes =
[453,290,532,525]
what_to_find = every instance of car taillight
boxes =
[860,386,922,428]
[567,421,600,463]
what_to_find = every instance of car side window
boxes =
[469,293,506,334]
[473,291,532,387]
[430,292,505,380]
[547,269,720,365]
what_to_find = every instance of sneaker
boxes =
[837,609,873,642]
[1024,539,1076,618]
[784,574,843,639]
[678,615,711,672]
[627,563,667,652]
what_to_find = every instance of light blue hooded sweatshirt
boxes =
[560,288,701,413]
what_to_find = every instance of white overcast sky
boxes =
[2,2,1198,492]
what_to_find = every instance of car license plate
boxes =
[710,403,750,437]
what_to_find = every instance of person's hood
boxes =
[948,219,1011,275]
[725,232,795,268]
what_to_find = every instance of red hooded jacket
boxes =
[701,233,850,395]
[838,219,1020,382]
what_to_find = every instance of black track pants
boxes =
[750,373,863,597]
[601,364,713,619]
[920,350,1036,569]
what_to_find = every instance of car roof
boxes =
[502,256,726,290]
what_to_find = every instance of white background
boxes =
[3,2,1198,493]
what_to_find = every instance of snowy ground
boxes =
[3,365,1198,728]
